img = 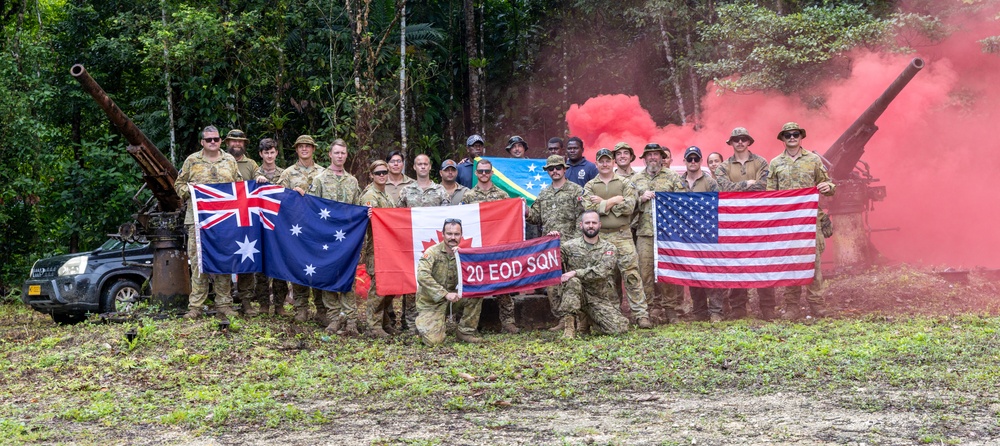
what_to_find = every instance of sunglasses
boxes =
[476,169,492,174]
[444,218,462,224]
[544,166,565,172]
[782,131,802,139]
[372,170,389,176]
[731,136,751,143]
[202,137,221,143]
[686,157,701,163]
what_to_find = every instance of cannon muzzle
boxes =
[70,64,183,212]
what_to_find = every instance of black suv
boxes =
[22,238,152,324]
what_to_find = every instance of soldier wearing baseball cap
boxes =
[457,134,485,188]
[768,121,835,320]
[440,159,469,205]
[582,146,653,329]
[716,127,776,320]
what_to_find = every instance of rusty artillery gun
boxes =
[820,57,924,273]
[70,64,190,309]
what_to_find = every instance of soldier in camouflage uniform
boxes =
[397,154,450,334]
[461,159,520,334]
[440,159,469,204]
[558,210,631,337]
[174,126,242,319]
[250,138,288,316]
[309,139,363,335]
[716,128,777,320]
[767,122,836,320]
[276,134,326,324]
[527,155,585,334]
[222,129,262,317]
[415,219,484,346]
[583,148,652,328]
[633,143,686,324]
[385,150,416,204]
[359,160,396,338]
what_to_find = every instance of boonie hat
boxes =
[466,134,485,146]
[506,135,528,152]
[224,129,248,142]
[726,127,755,145]
[776,122,806,140]
[641,143,669,158]
[595,148,613,160]
[683,146,703,160]
[613,142,635,162]
[544,155,568,169]
[440,159,458,170]
[294,135,317,147]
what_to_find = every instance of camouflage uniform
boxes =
[461,184,518,328]
[560,237,629,334]
[385,175,416,205]
[232,156,261,312]
[444,184,470,206]
[309,168,362,324]
[250,165,286,311]
[527,180,585,318]
[174,151,242,312]
[276,162,325,317]
[360,184,396,331]
[633,168,685,321]
[679,171,725,320]
[415,241,483,346]
[767,149,836,313]
[583,175,649,319]
[715,151,775,318]
[397,181,450,333]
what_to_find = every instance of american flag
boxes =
[654,187,819,288]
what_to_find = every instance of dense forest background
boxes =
[2,0,997,292]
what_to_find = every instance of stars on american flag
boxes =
[655,192,719,243]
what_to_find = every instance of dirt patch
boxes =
[827,265,1000,317]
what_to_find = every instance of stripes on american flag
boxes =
[654,187,818,288]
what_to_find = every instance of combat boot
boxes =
[456,331,484,344]
[216,306,239,319]
[294,308,310,322]
[241,300,259,317]
[782,306,802,321]
[341,319,359,337]
[368,325,390,339]
[275,304,290,317]
[182,309,202,319]
[324,314,345,334]
[501,321,520,334]
[809,303,828,319]
[637,317,653,329]
[314,308,330,327]
[576,314,591,334]
[548,318,566,332]
[759,307,776,321]
[728,307,747,320]
[664,309,680,324]
[710,313,724,323]
[560,315,576,340]
[259,303,271,316]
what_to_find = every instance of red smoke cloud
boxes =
[567,4,1000,268]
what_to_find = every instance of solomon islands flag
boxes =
[474,157,551,206]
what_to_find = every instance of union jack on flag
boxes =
[192,181,284,230]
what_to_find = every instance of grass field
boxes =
[2,282,999,445]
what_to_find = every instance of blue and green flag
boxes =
[474,157,550,206]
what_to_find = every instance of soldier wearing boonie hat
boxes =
[767,121,835,321]
[612,142,638,183]
[224,128,260,317]
[506,135,528,158]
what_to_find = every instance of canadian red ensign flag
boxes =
[371,198,525,295]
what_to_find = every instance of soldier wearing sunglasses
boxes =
[767,122,836,320]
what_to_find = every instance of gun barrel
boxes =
[70,64,182,212]
[823,58,924,179]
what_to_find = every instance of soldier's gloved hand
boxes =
[445,292,460,302]
[560,271,576,283]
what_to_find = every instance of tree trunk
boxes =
[659,17,686,125]
[70,106,82,253]
[685,31,701,127]
[463,0,480,136]
[161,1,177,164]
[400,0,407,155]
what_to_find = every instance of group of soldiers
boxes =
[172,122,835,346]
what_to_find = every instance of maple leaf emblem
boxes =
[420,230,474,252]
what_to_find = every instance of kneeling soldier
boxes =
[415,218,484,346]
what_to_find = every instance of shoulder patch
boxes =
[605,250,615,256]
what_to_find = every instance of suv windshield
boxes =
[97,238,148,252]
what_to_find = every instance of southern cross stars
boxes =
[304,264,316,276]
[334,230,346,242]
[290,224,303,236]
[319,208,331,219]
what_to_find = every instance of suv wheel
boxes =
[102,279,142,314]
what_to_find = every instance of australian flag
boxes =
[192,181,369,292]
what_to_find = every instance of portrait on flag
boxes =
[192,180,369,292]
[457,235,563,298]
[655,187,819,288]
[371,198,525,295]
